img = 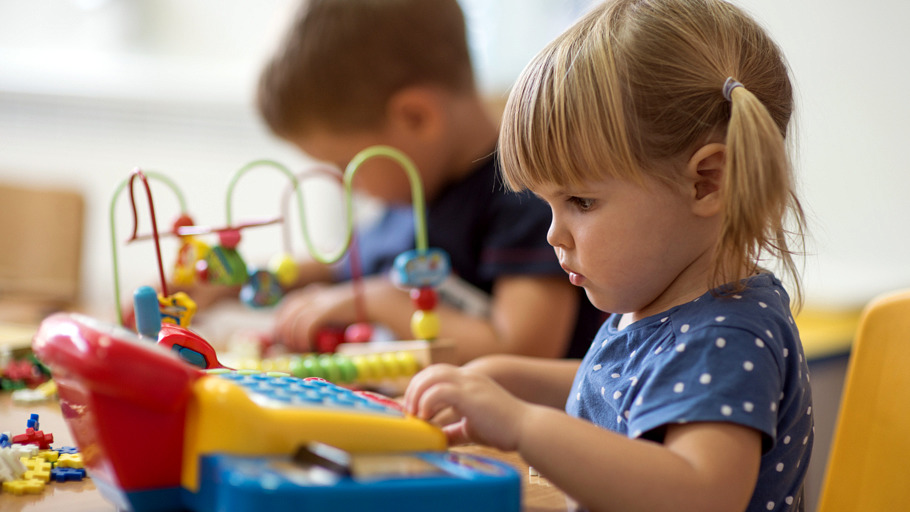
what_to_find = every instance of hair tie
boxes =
[723,77,743,102]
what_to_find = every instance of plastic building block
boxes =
[0,447,26,482]
[57,453,84,469]
[56,446,79,455]
[2,478,45,495]
[27,413,40,430]
[12,428,54,450]
[51,467,87,482]
[8,443,38,459]
[0,433,9,448]
[37,450,59,463]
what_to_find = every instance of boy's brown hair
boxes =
[258,0,475,139]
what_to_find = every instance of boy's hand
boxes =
[273,282,358,352]
[404,364,531,450]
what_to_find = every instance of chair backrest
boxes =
[0,182,84,305]
[817,289,910,512]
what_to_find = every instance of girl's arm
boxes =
[463,354,579,408]
[405,364,762,512]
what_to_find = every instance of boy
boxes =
[256,0,601,363]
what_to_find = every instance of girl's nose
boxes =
[546,214,571,249]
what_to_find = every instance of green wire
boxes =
[109,170,188,326]
[110,146,428,324]
[224,146,428,265]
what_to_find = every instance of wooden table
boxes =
[1,393,574,512]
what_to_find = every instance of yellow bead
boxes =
[379,353,400,378]
[269,253,299,287]
[395,352,419,376]
[410,310,440,340]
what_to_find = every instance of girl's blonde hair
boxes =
[500,0,806,303]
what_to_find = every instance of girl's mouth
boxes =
[568,271,586,286]
[561,264,586,286]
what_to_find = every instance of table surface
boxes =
[1,393,575,512]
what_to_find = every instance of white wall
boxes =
[0,0,906,319]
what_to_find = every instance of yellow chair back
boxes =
[817,289,910,511]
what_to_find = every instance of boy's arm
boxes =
[363,274,580,363]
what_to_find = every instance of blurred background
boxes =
[1,0,908,319]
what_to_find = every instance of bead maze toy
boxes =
[31,146,520,511]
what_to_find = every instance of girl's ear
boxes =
[686,143,726,217]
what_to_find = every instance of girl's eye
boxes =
[568,196,596,211]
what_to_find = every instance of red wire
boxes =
[127,170,169,297]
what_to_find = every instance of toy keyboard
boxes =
[33,313,519,512]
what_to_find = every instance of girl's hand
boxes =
[404,364,532,450]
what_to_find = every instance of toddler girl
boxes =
[404,0,812,510]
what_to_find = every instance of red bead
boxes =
[344,322,373,344]
[195,259,209,282]
[410,287,437,311]
[172,214,195,236]
[218,229,242,249]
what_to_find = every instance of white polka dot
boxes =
[617,415,623,424]
[635,396,644,406]
[807,406,812,415]
[674,382,685,393]
[633,429,642,437]
[699,373,712,385]
[766,501,775,510]
[624,410,630,419]
[660,317,669,323]
[771,402,778,412]
[680,324,690,333]
[765,329,774,338]
[721,405,733,416]
[759,301,768,308]
[716,337,726,348]
[776,462,785,472]
[743,402,754,412]
[743,361,755,371]
[629,377,638,386]
[783,348,789,358]
[755,338,765,348]
[601,387,605,396]
[803,436,809,445]
[785,496,794,505]
[577,393,581,400]
[715,316,726,322]
[602,340,608,348]
[630,350,637,358]
[789,316,794,324]
[611,373,620,379]
[654,346,663,354]
[675,343,686,353]
[592,364,602,371]
[613,390,623,400]
[733,294,742,299]
[783,435,791,445]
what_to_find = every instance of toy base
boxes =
[188,452,520,512]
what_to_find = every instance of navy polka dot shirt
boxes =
[567,273,813,511]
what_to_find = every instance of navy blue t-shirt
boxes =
[337,152,601,358]
[567,274,813,511]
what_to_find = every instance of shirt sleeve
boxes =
[627,323,783,449]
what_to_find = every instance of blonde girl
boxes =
[404,0,812,511]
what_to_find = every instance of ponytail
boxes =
[722,83,805,307]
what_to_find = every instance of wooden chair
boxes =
[0,182,84,326]
[817,289,910,511]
